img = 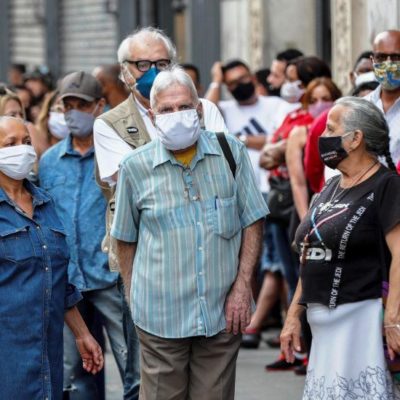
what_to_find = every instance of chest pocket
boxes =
[0,225,35,263]
[40,175,66,190]
[48,227,70,260]
[211,195,241,239]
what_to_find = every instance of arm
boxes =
[280,279,305,363]
[244,135,267,151]
[286,126,309,220]
[114,239,137,304]
[64,306,104,374]
[383,224,400,360]
[259,140,287,170]
[204,61,224,105]
[225,219,263,334]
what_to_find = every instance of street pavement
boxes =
[105,329,305,400]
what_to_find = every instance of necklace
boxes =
[299,159,379,265]
[324,160,379,212]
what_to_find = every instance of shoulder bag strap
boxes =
[216,132,236,179]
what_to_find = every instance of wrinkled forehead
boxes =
[128,36,169,59]
[373,32,400,53]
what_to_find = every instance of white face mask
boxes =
[155,109,201,151]
[280,80,305,103]
[0,145,37,180]
[354,70,377,87]
[48,111,70,139]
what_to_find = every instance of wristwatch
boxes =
[238,134,248,146]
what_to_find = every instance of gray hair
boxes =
[150,66,199,109]
[335,96,395,170]
[0,116,28,134]
[117,27,177,64]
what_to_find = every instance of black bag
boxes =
[267,175,294,225]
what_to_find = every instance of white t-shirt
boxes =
[218,96,298,192]
[94,97,227,184]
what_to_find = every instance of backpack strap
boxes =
[216,132,236,178]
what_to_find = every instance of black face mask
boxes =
[266,84,281,97]
[318,135,349,169]
[231,82,255,102]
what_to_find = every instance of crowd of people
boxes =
[0,25,400,400]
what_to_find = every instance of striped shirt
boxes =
[111,130,268,338]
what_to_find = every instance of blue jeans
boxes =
[63,284,133,399]
[270,222,299,301]
[118,276,141,400]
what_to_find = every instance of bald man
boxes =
[92,64,129,109]
[365,30,400,165]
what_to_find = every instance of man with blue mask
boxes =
[93,27,227,400]
[364,30,400,166]
[111,66,268,399]
[38,71,132,399]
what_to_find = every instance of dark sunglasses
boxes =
[372,53,400,63]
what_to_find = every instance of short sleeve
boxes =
[110,163,140,242]
[235,143,269,227]
[64,283,82,309]
[93,118,133,184]
[377,172,400,234]
[201,98,228,133]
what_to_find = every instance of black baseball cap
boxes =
[59,71,102,102]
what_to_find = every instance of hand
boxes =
[260,141,286,170]
[385,325,400,360]
[76,335,104,374]
[280,315,302,363]
[225,276,252,335]
[211,61,224,84]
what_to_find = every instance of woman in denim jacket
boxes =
[0,116,103,399]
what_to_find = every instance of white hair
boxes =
[117,27,177,64]
[150,66,199,109]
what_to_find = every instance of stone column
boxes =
[331,0,353,94]
[248,0,265,71]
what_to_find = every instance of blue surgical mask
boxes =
[64,108,96,138]
[136,67,159,99]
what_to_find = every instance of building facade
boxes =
[0,0,399,92]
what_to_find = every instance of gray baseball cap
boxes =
[59,71,102,102]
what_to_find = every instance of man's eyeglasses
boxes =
[123,59,171,72]
[372,53,400,63]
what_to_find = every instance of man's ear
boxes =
[95,98,106,116]
[148,109,156,126]
[196,101,203,120]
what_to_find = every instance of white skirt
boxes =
[303,298,400,400]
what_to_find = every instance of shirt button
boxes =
[200,296,205,301]
[42,245,47,250]
[198,246,203,251]
[45,267,49,271]
[36,226,40,230]
[196,221,201,225]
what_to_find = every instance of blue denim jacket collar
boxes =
[0,180,51,208]
[58,135,94,159]
[152,130,222,169]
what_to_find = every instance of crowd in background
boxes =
[1,26,400,400]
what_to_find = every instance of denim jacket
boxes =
[0,180,81,400]
[39,136,118,291]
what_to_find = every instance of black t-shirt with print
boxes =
[295,166,400,308]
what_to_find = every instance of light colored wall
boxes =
[220,0,317,71]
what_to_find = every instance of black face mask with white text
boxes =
[318,135,349,169]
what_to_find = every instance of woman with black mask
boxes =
[281,97,400,399]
